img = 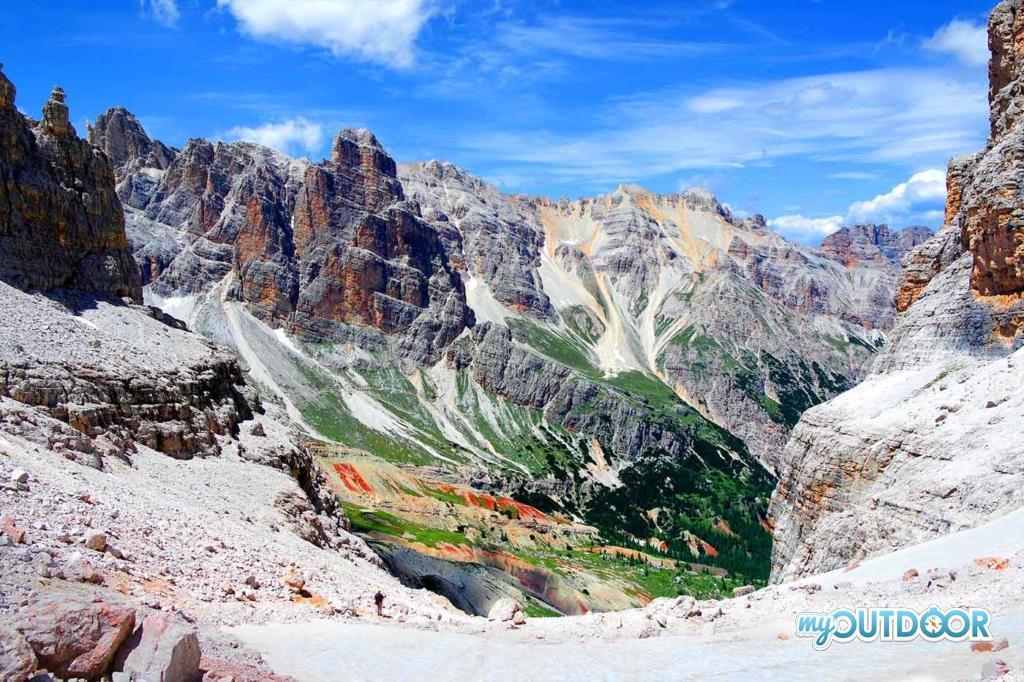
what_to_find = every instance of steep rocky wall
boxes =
[821,224,932,270]
[769,0,1024,582]
[0,67,141,301]
[90,113,472,366]
[961,0,1024,325]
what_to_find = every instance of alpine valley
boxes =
[82,99,930,614]
[0,0,1022,680]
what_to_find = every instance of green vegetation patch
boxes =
[341,502,471,549]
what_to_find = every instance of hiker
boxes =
[374,590,385,616]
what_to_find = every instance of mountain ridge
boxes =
[78,103,923,612]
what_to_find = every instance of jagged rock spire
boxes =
[42,86,73,138]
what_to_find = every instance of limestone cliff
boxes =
[820,224,932,270]
[0,67,140,301]
[89,113,471,366]
[769,0,1024,583]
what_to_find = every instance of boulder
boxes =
[114,612,201,682]
[15,595,135,679]
[282,569,305,593]
[487,598,524,622]
[732,585,756,598]
[2,514,25,544]
[85,531,108,553]
[0,623,38,681]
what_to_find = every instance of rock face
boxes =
[821,224,933,269]
[114,612,201,682]
[770,0,1024,583]
[0,67,141,301]
[403,164,898,473]
[89,115,471,366]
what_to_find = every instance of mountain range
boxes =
[0,0,1021,677]
[77,99,935,607]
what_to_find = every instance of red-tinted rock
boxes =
[15,595,135,679]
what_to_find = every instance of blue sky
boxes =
[1,0,996,242]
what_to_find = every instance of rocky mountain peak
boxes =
[88,106,176,171]
[679,186,724,214]
[327,127,404,211]
[331,128,394,172]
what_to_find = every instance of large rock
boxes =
[114,612,201,682]
[0,66,141,301]
[0,623,37,681]
[14,595,136,680]
[487,597,525,622]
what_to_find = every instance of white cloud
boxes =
[216,0,438,68]
[687,93,743,114]
[225,117,324,156]
[924,19,989,66]
[140,0,179,26]
[768,169,947,243]
[458,66,985,188]
[767,214,845,241]
[494,17,726,61]
[846,168,947,224]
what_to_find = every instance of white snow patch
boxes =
[144,290,198,325]
[72,316,98,330]
[464,275,511,325]
[272,327,303,356]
